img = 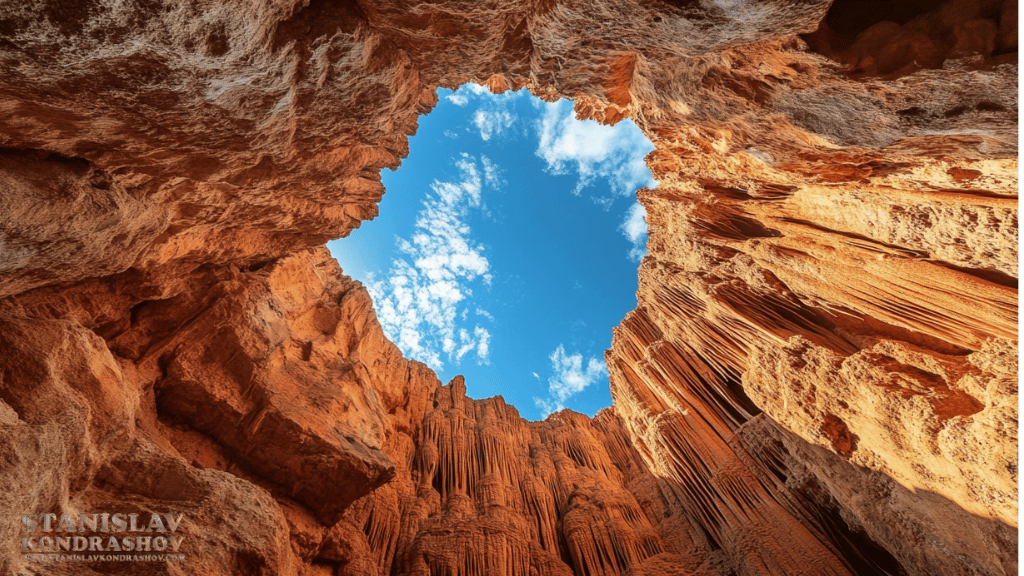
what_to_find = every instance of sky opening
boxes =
[327,84,658,421]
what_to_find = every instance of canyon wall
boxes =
[0,0,1016,575]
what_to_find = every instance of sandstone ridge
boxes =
[0,0,1017,575]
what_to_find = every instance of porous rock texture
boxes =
[0,0,1016,575]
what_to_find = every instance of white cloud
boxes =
[621,203,647,261]
[463,83,490,95]
[368,155,499,370]
[473,109,515,141]
[534,397,565,418]
[446,94,469,106]
[481,155,503,188]
[454,328,477,362]
[535,99,657,197]
[533,345,607,417]
[474,326,490,364]
[442,83,524,143]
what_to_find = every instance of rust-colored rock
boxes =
[0,0,1016,575]
[345,376,702,576]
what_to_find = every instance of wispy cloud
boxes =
[621,202,647,261]
[446,94,469,107]
[463,83,491,96]
[533,345,607,417]
[473,109,515,141]
[474,326,490,360]
[368,154,498,370]
[535,100,656,198]
[442,83,525,142]
[481,155,503,188]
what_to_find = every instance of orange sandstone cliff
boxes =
[0,0,1016,575]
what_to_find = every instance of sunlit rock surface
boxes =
[0,0,1016,574]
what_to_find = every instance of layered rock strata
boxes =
[0,0,1017,575]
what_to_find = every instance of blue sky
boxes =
[327,84,657,421]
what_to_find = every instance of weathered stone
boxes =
[0,0,1016,574]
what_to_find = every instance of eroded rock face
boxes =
[0,0,1016,575]
[347,378,691,576]
[0,248,435,575]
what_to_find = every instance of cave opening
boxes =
[327,84,659,422]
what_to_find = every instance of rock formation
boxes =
[0,0,1016,575]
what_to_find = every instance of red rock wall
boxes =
[0,0,1016,575]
